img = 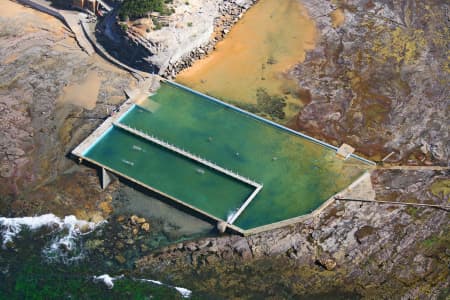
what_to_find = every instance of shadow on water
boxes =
[70,156,219,234]
[116,174,221,233]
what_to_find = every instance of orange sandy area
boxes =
[330,9,345,28]
[0,0,62,26]
[58,71,103,110]
[176,0,316,120]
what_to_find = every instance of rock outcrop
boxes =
[0,1,135,218]
[117,0,257,77]
[135,169,449,298]
[291,0,449,165]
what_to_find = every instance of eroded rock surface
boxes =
[0,1,135,220]
[135,170,449,298]
[291,0,449,164]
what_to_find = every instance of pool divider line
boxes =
[164,79,376,166]
[227,184,263,224]
[113,122,264,225]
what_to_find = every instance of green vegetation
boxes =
[233,88,286,121]
[430,179,450,199]
[405,206,419,219]
[118,0,171,21]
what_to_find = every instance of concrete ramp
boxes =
[97,0,112,12]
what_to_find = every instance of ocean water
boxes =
[0,214,197,299]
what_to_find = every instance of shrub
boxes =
[118,0,168,20]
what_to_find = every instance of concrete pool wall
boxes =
[72,79,374,235]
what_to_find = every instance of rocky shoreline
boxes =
[1,0,448,298]
[133,169,449,298]
[161,0,258,78]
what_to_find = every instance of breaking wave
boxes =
[0,214,104,263]
[93,274,192,298]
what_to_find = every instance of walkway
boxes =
[335,197,450,212]
[80,19,151,79]
[17,0,95,55]
[378,165,449,171]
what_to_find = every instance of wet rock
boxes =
[354,226,376,244]
[115,255,126,264]
[140,244,149,252]
[141,222,150,232]
[132,228,139,235]
[124,239,135,245]
[316,257,337,271]
[136,217,146,224]
[116,215,126,223]
[85,239,104,250]
[115,241,124,250]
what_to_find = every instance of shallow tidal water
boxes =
[176,0,317,121]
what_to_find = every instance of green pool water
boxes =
[85,82,369,230]
[84,127,255,221]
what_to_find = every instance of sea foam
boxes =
[93,274,124,289]
[92,275,192,298]
[139,278,192,298]
[0,214,103,262]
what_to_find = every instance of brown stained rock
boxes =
[98,201,113,215]
[205,254,220,265]
[197,240,211,250]
[316,257,337,271]
[116,215,126,223]
[115,255,126,264]
[130,215,139,225]
[292,0,448,164]
[184,243,198,252]
[141,223,150,232]
[354,226,376,244]
[136,217,146,224]
[232,239,253,260]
